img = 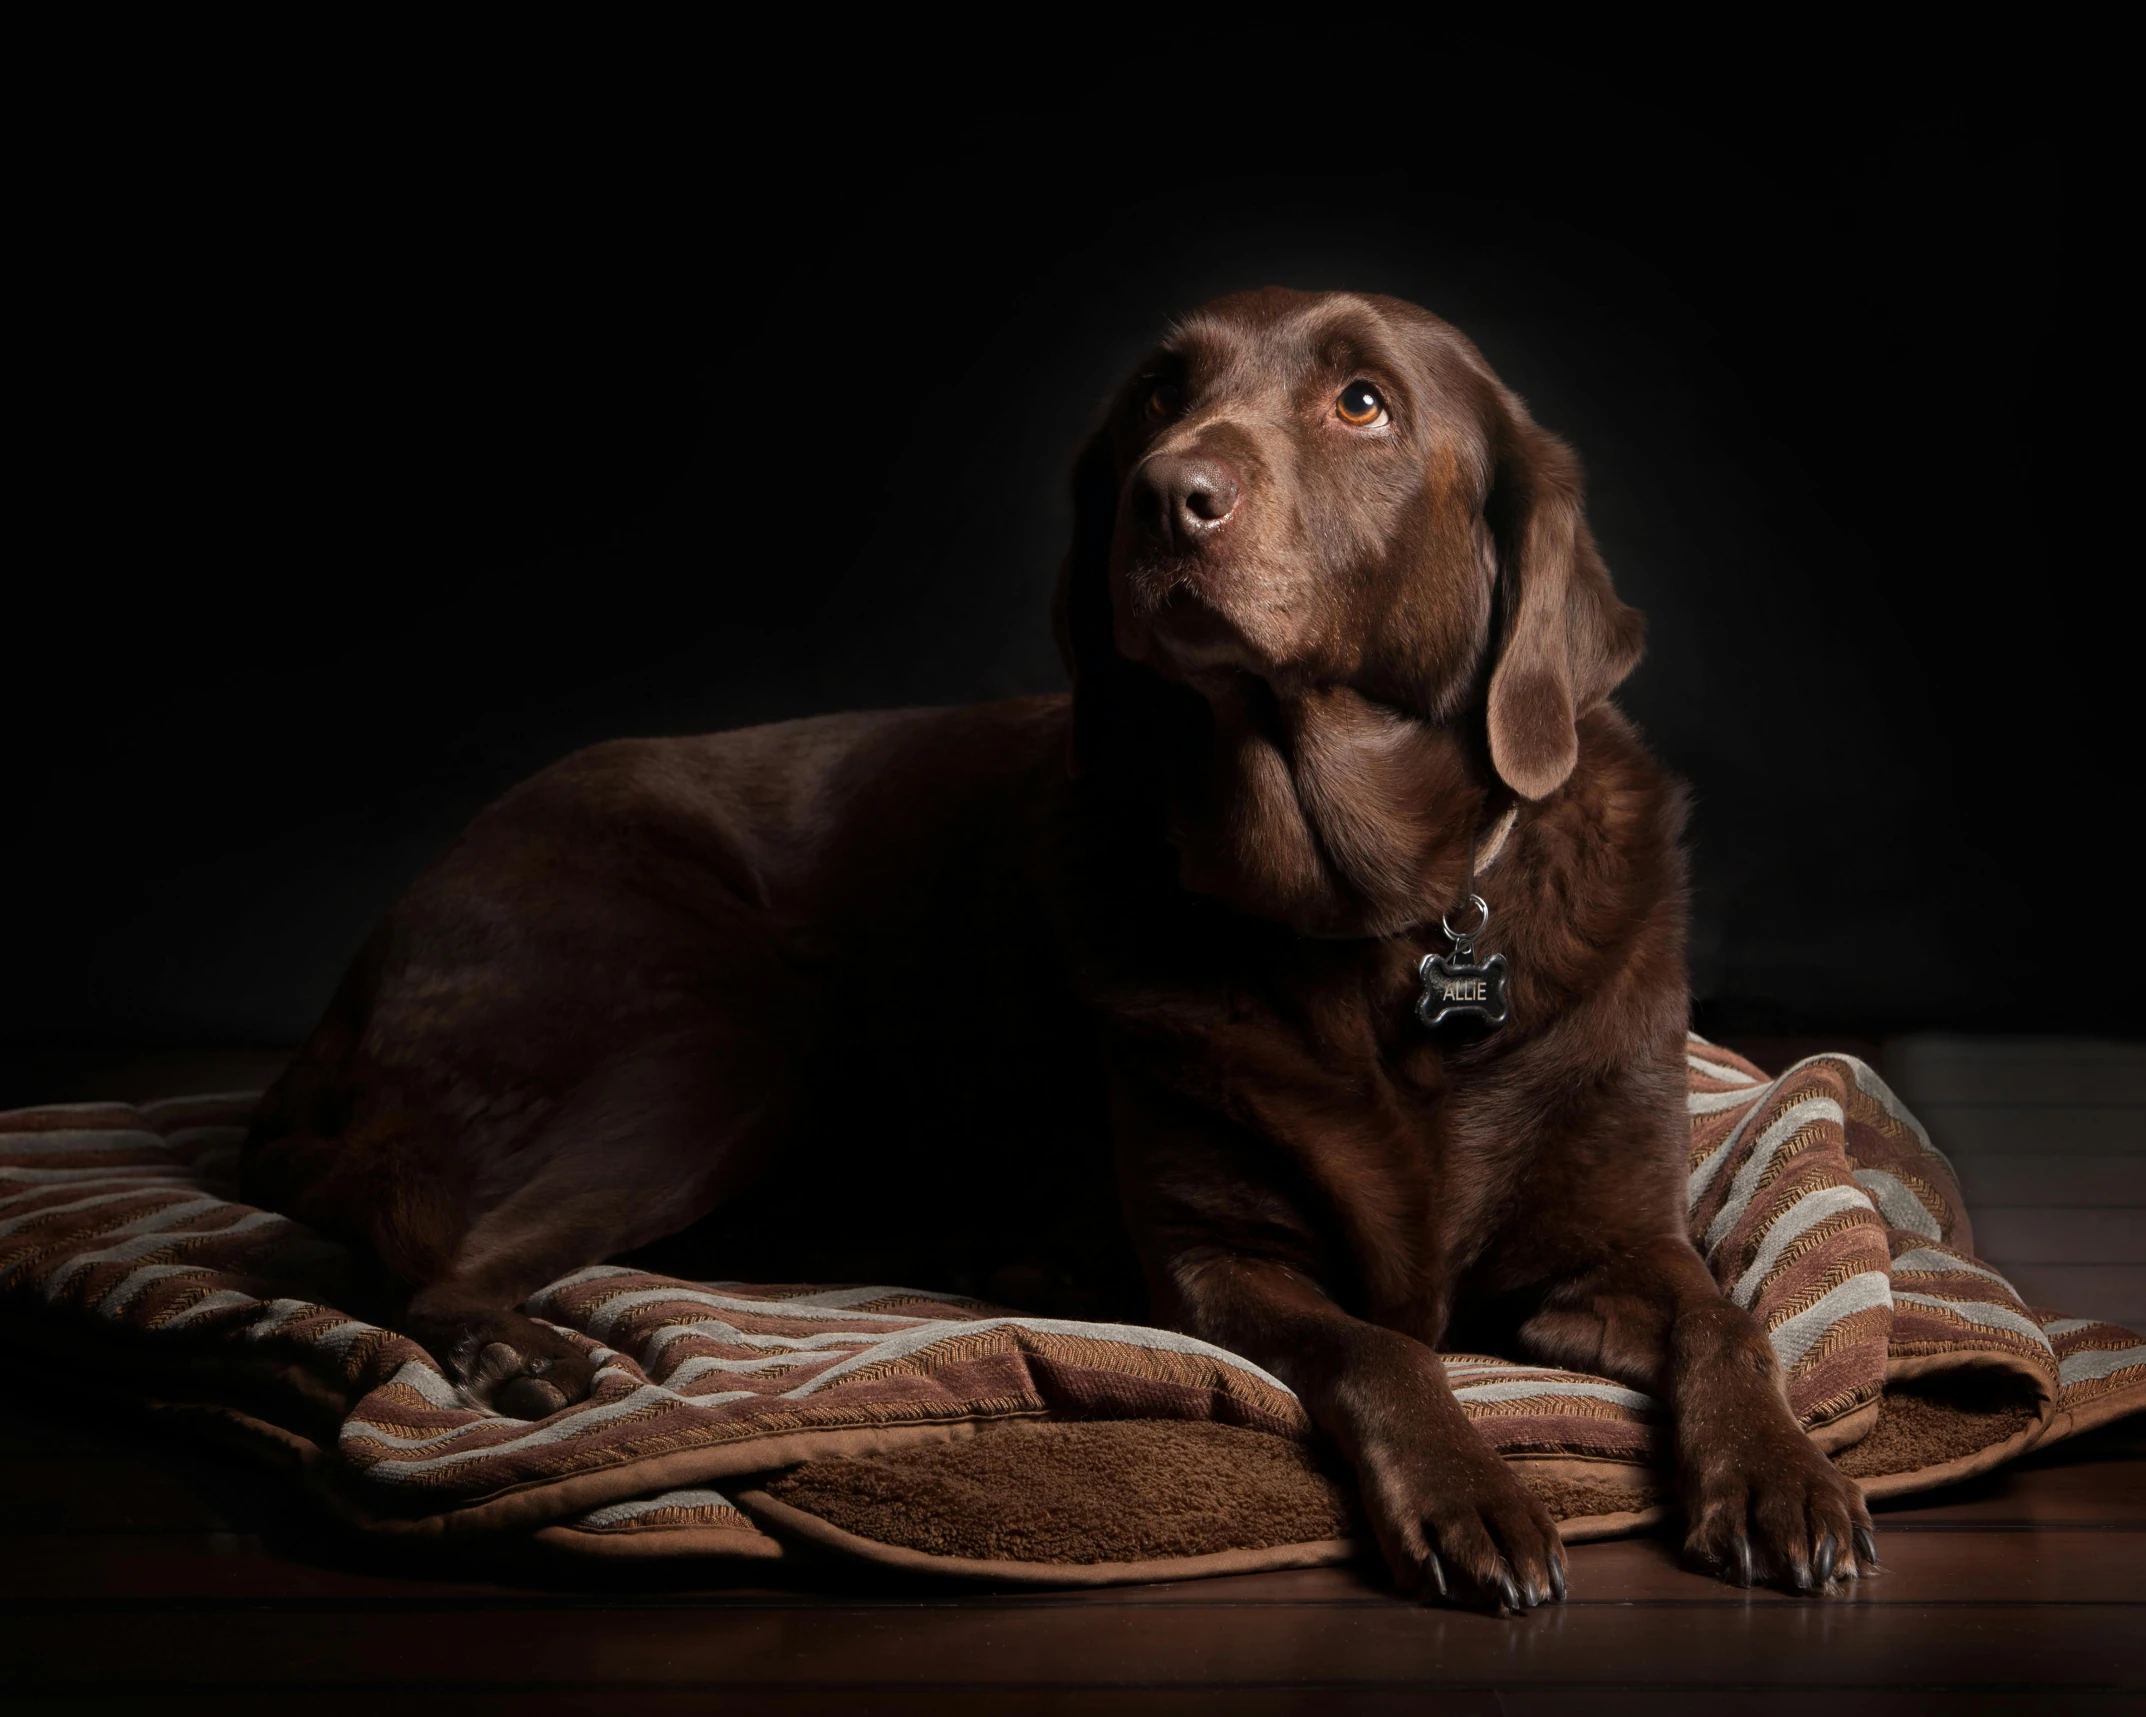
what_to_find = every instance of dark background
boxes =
[9,56,2135,1074]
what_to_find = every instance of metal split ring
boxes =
[1441,894,1490,942]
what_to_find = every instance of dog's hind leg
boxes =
[400,1029,788,1419]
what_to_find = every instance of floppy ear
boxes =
[1052,419,1131,775]
[1483,405,1646,800]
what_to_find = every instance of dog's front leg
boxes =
[1520,1234,1876,1588]
[1167,1252,1566,1610]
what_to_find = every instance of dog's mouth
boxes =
[1110,562,1265,679]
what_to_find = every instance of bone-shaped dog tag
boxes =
[1416,951,1510,1030]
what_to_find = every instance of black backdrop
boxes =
[9,59,2134,1058]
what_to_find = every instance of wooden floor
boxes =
[1,1396,2141,1713]
[2,1034,2140,1710]
[1885,1035,2146,1330]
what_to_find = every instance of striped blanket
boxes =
[1,1037,2139,1584]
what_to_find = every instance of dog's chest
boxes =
[1365,1004,1557,1278]
[1281,970,1518,1268]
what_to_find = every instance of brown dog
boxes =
[244,287,1874,1607]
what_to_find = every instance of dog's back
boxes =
[241,695,1141,1406]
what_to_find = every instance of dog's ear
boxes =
[1482,403,1645,799]
[1052,418,1130,775]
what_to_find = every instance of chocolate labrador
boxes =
[244,287,1874,1607]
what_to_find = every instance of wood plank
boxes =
[1920,1106,2146,1156]
[15,1694,2140,1717]
[0,1534,595,1601]
[1882,1036,2146,1108]
[1970,1208,2146,1265]
[2,1450,2140,1673]
[1548,1526,2146,1603]
[13,1518,2145,1606]
[8,1696,2137,1717]
[4,1600,2140,1691]
[1,1424,2140,1704]
[1873,1454,2146,1526]
[1952,1153,2146,1206]
[1714,1037,1886,1078]
[0,1697,1479,1717]
[1984,1263,2146,1328]
[1502,1698,2146,1717]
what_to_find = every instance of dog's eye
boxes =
[1145,381,1181,421]
[1336,381,1387,426]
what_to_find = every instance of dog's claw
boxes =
[1729,1535,1754,1586]
[1813,1532,1837,1586]
[1425,1551,1448,1601]
[1549,1553,1568,1603]
[1496,1571,1524,1614]
[1855,1526,1880,1573]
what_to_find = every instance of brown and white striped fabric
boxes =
[1,1036,2140,1582]
[1681,1037,2142,1457]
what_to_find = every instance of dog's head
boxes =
[1056,288,1642,801]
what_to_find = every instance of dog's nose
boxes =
[1130,454,1240,546]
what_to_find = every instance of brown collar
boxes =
[1474,804,1520,877]
[1304,800,1523,944]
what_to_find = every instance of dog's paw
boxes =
[407,1302,597,1420]
[1684,1423,1875,1591]
[1361,1438,1567,1612]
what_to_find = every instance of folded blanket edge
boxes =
[732,1486,1362,1587]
